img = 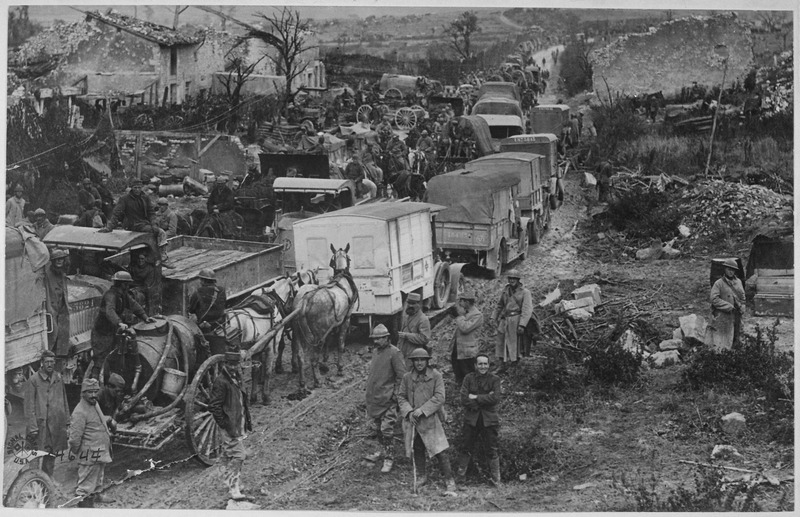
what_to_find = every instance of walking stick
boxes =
[410,421,417,495]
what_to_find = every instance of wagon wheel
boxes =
[378,104,390,116]
[356,104,372,123]
[384,87,403,101]
[395,107,417,131]
[5,469,57,508]
[410,104,427,119]
[185,354,226,466]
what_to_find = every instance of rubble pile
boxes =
[679,179,793,240]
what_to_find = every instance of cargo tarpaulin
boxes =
[446,116,495,157]
[426,168,519,224]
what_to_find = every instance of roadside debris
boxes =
[711,445,743,460]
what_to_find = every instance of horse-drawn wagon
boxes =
[291,202,459,335]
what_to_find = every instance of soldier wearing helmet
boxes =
[188,269,227,356]
[493,272,533,373]
[44,249,71,367]
[364,324,406,474]
[398,347,457,492]
[705,258,745,350]
[32,207,54,240]
[77,177,101,214]
[90,270,153,380]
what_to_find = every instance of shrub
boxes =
[615,468,762,511]
[682,322,793,400]
[584,342,641,386]
[497,426,558,479]
[591,102,647,158]
[530,348,572,392]
[605,188,682,242]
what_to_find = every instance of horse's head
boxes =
[264,275,297,310]
[296,267,320,287]
[329,243,351,275]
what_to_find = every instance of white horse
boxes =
[225,270,319,405]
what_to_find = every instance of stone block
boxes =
[566,308,593,321]
[662,247,681,259]
[556,297,595,315]
[572,284,602,305]
[679,314,707,342]
[672,328,683,340]
[650,350,680,368]
[721,412,746,436]
[659,339,682,351]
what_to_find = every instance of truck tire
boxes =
[529,218,541,245]
[432,262,451,309]
[5,469,57,508]
[488,243,505,279]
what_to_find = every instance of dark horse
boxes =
[290,244,359,397]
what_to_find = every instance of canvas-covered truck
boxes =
[292,202,457,333]
[500,134,564,210]
[530,104,570,136]
[465,152,550,244]
[425,168,529,279]
[270,177,358,275]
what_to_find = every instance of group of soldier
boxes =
[363,273,539,492]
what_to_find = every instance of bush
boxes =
[615,468,762,511]
[605,188,682,242]
[682,322,793,401]
[584,342,641,386]
[529,348,572,392]
[591,102,646,158]
[497,426,558,479]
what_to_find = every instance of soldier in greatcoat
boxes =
[43,248,71,366]
[364,324,406,474]
[704,259,746,349]
[68,378,116,507]
[23,350,69,478]
[398,348,457,492]
[396,293,431,368]
[492,273,533,373]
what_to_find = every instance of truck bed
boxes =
[162,236,284,315]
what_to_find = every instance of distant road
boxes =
[498,13,525,31]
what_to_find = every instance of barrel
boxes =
[159,184,185,197]
[161,367,187,399]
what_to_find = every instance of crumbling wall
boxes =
[115,131,247,181]
[591,13,754,100]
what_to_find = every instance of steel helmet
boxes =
[112,271,134,282]
[157,197,169,205]
[722,258,738,270]
[82,177,92,184]
[49,248,69,260]
[408,348,431,360]
[369,324,390,338]
[198,269,216,281]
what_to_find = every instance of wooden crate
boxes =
[754,294,793,317]
[756,276,794,296]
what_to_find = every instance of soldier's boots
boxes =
[455,452,471,478]
[489,457,502,487]
[225,459,251,501]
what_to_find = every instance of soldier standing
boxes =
[492,274,533,374]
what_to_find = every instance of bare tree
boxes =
[245,8,317,118]
[217,55,264,133]
[172,6,189,29]
[444,11,480,61]
[758,11,784,32]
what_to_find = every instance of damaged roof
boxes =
[83,10,202,46]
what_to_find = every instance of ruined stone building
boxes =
[9,9,325,107]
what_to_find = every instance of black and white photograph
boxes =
[3,1,795,511]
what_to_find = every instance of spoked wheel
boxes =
[5,469,57,508]
[432,262,452,309]
[185,354,226,466]
[356,104,372,123]
[395,107,417,130]
[384,88,403,101]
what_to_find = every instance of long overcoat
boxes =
[24,369,69,452]
[68,399,112,465]
[398,367,449,458]
[704,276,745,350]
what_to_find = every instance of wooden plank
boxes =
[754,294,793,317]
[167,250,255,280]
[198,135,221,157]
[757,269,794,278]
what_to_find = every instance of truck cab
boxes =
[270,177,357,274]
